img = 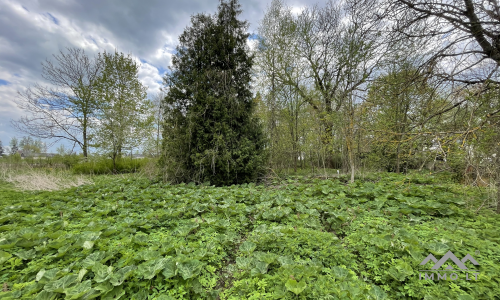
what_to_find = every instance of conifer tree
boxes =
[161,0,266,186]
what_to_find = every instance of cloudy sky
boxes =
[0,0,317,152]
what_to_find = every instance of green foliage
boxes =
[0,173,498,299]
[93,50,154,169]
[71,157,150,175]
[160,0,267,186]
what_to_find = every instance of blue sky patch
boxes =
[157,66,170,76]
[22,6,29,12]
[248,33,260,40]
[0,79,10,86]
[45,12,59,25]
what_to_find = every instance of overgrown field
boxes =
[0,174,499,299]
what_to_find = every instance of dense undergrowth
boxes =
[0,173,499,299]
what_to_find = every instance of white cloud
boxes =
[137,62,164,97]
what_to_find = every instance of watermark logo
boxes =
[418,250,479,281]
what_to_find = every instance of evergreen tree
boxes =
[0,140,3,156]
[161,0,267,186]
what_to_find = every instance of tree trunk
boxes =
[496,178,500,214]
[396,142,401,173]
[83,128,88,157]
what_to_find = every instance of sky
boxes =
[0,0,317,153]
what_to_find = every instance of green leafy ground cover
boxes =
[0,174,499,299]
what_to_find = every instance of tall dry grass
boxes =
[0,162,92,191]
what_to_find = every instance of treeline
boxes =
[252,0,500,185]
[9,0,500,189]
[11,49,158,172]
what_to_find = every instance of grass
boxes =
[0,171,498,299]
[0,163,92,191]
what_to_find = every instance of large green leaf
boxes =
[236,257,252,269]
[133,233,149,245]
[0,250,12,265]
[131,290,148,300]
[136,250,160,261]
[14,248,36,260]
[81,251,107,268]
[34,291,57,300]
[277,256,294,266]
[251,261,268,276]
[427,242,449,256]
[177,259,203,280]
[161,260,177,279]
[369,285,388,300]
[79,288,102,300]
[43,274,78,293]
[101,286,125,300]
[239,241,256,254]
[285,279,307,295]
[332,266,348,280]
[137,257,168,279]
[255,252,277,264]
[109,265,136,286]
[36,268,60,284]
[63,280,92,299]
[387,260,414,281]
[92,262,114,283]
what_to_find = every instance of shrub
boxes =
[72,156,150,175]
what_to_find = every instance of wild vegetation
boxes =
[1,0,499,299]
[0,173,498,299]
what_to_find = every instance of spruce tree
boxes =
[161,0,267,186]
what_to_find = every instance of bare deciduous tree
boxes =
[12,48,102,157]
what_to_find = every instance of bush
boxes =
[72,156,150,175]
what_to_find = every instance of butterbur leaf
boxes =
[37,268,59,284]
[63,280,92,299]
[83,241,95,250]
[252,261,268,275]
[47,238,67,249]
[34,291,58,300]
[457,295,474,300]
[101,286,125,300]
[236,257,252,269]
[82,251,107,268]
[277,256,294,266]
[95,282,114,293]
[387,260,413,281]
[177,259,203,280]
[14,248,36,260]
[427,242,449,256]
[285,279,307,295]
[36,269,46,282]
[258,252,277,264]
[370,285,388,300]
[79,289,102,300]
[0,250,12,265]
[136,250,160,261]
[137,257,167,279]
[161,260,177,279]
[131,290,148,300]
[92,262,114,283]
[43,274,78,293]
[47,220,65,231]
[109,265,136,286]
[133,234,149,245]
[102,227,118,237]
[332,266,348,280]
[78,268,88,282]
